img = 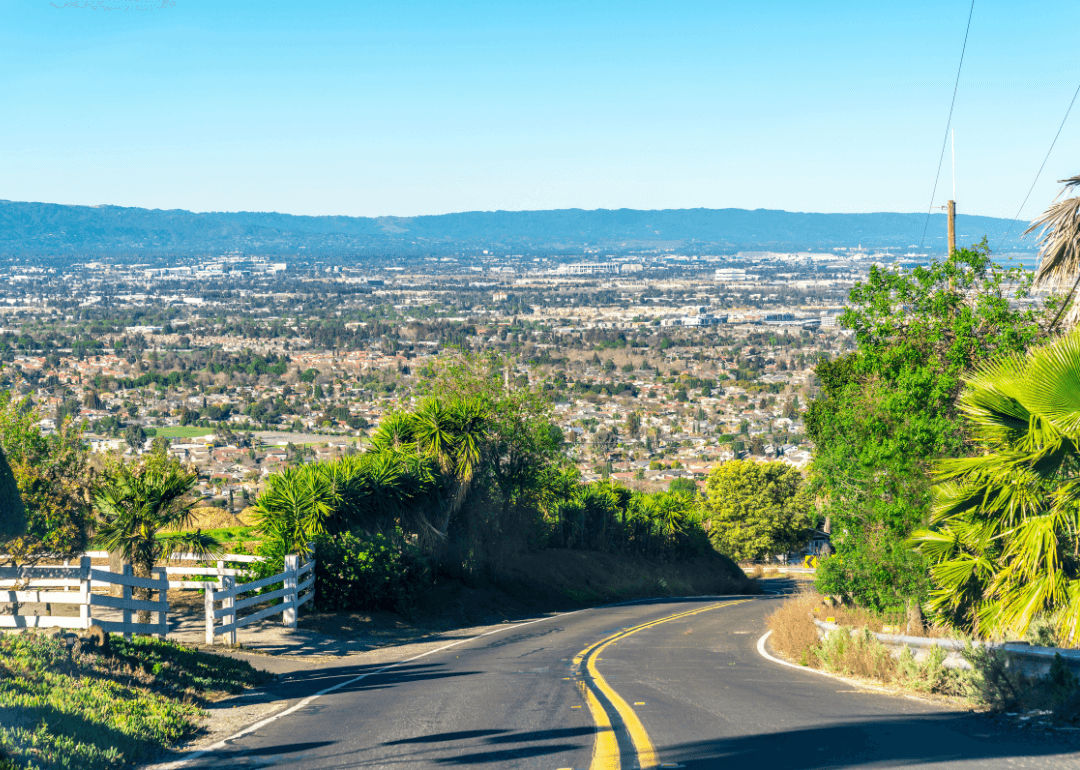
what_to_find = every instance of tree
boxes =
[911,330,1080,643]
[806,245,1043,612]
[702,460,809,562]
[668,477,698,497]
[94,454,218,622]
[0,393,93,558]
[124,424,147,453]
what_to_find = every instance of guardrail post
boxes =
[204,583,216,645]
[79,555,92,631]
[283,554,298,629]
[222,575,237,646]
[153,567,168,638]
[121,564,133,639]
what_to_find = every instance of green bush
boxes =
[313,530,431,613]
[0,633,267,770]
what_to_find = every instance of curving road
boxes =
[174,596,1080,769]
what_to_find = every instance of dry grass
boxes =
[162,506,257,534]
[766,592,975,699]
[766,591,821,665]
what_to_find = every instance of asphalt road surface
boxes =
[175,596,1080,769]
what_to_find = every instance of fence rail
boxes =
[204,552,315,646]
[0,558,167,637]
[1,549,315,643]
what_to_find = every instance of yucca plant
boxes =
[911,329,1080,643]
[252,464,340,560]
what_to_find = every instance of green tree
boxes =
[702,460,809,562]
[807,245,1043,611]
[911,330,1080,643]
[668,477,698,497]
[94,454,218,621]
[124,424,147,453]
[0,393,93,558]
[253,464,341,560]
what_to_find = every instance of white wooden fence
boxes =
[83,550,262,590]
[1,549,314,643]
[204,553,315,645]
[0,556,168,637]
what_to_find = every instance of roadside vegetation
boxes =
[248,354,758,614]
[807,219,1080,647]
[767,592,1080,722]
[0,632,267,770]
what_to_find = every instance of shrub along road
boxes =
[166,597,1080,769]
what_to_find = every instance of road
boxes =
[176,596,1080,769]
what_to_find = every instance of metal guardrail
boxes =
[813,618,1080,677]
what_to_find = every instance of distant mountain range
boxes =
[0,199,1036,260]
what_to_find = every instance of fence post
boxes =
[79,556,92,631]
[283,554,298,629]
[204,584,216,646]
[153,567,168,639]
[222,575,237,646]
[216,559,225,590]
[121,564,133,640]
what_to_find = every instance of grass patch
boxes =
[201,526,258,545]
[0,632,269,769]
[162,525,258,546]
[148,426,214,439]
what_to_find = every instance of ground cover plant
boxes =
[0,632,268,770]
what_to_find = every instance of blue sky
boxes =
[3,0,1079,219]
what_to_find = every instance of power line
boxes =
[994,80,1080,251]
[919,0,976,249]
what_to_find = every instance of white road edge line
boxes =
[161,610,583,769]
[755,629,844,679]
[165,593,766,768]
[755,629,936,699]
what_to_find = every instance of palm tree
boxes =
[95,459,218,623]
[911,329,1080,643]
[369,412,417,453]
[410,397,490,537]
[1025,175,1080,330]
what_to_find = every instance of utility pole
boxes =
[947,128,957,256]
[947,199,956,256]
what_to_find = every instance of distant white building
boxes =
[556,262,618,275]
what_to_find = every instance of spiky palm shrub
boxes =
[95,459,218,622]
[252,464,341,563]
[911,330,1080,643]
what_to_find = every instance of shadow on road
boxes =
[659,713,1080,769]
[378,726,595,766]
[195,726,595,767]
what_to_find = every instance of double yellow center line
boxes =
[573,600,747,770]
